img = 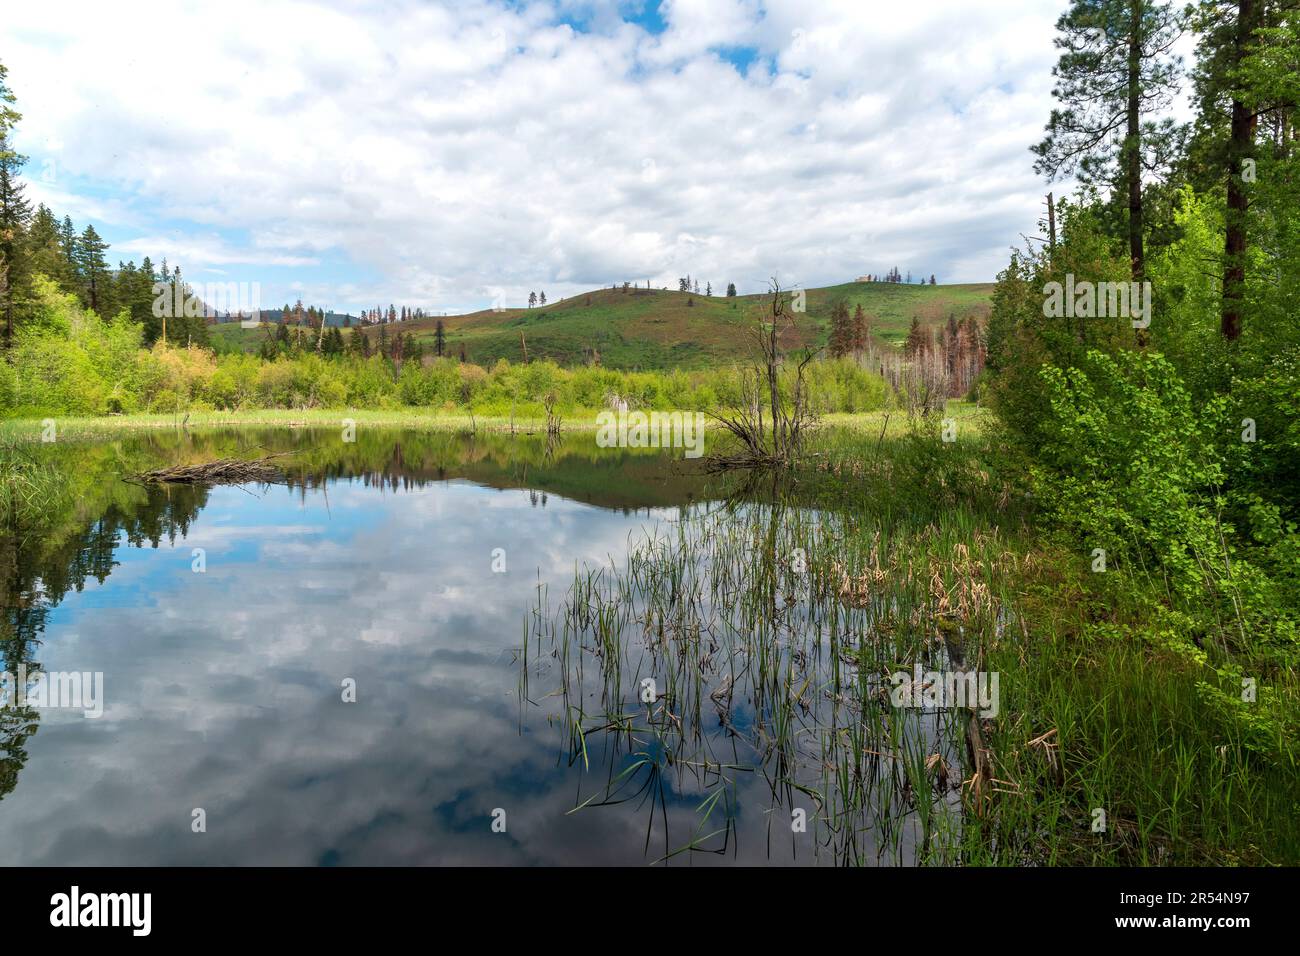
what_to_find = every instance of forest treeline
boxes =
[0,65,213,354]
[0,275,888,417]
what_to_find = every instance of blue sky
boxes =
[4,0,1083,315]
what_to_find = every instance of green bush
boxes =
[1034,348,1226,600]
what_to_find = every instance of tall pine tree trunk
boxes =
[1126,1,1145,283]
[1222,0,1257,342]
[1,255,10,348]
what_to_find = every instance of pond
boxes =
[1,426,974,865]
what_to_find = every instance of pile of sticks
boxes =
[131,453,290,485]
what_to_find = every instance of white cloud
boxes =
[4,0,1073,310]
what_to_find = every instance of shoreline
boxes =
[0,405,987,445]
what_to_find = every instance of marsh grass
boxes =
[522,417,1300,865]
[0,409,558,444]
[520,423,1026,863]
[0,442,71,534]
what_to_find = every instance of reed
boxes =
[519,419,1300,864]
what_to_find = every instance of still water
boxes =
[1,427,956,865]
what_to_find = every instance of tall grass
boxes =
[521,419,1300,864]
[0,443,68,533]
[521,423,1027,864]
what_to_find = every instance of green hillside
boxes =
[211,281,993,369]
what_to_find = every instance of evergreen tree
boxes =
[25,204,73,288]
[1189,0,1291,339]
[1032,0,1186,282]
[325,326,345,355]
[76,224,109,315]
[851,303,868,354]
[59,215,77,264]
[828,299,853,357]
[435,319,446,357]
[133,256,163,343]
[904,317,928,357]
[0,65,29,343]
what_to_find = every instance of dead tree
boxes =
[709,280,819,469]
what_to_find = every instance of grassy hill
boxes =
[211,281,993,369]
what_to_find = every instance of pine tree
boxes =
[0,61,28,343]
[726,282,737,297]
[76,225,109,315]
[1032,0,1185,283]
[1189,0,1288,339]
[904,317,928,357]
[828,299,853,358]
[55,212,74,254]
[323,325,344,356]
[435,319,446,357]
[851,303,868,354]
[26,203,73,288]
[135,255,163,343]
[0,137,29,343]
